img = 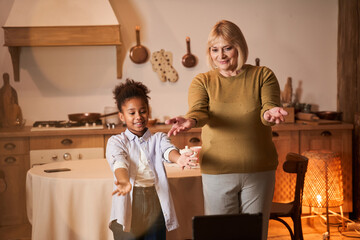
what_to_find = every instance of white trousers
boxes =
[202,170,276,240]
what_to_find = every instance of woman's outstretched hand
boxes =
[264,107,288,124]
[165,117,195,137]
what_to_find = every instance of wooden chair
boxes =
[270,152,309,240]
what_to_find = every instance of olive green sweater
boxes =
[185,65,280,174]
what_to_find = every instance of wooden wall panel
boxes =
[337,0,360,122]
[338,0,360,219]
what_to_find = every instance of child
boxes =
[106,79,198,240]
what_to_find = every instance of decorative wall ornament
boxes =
[150,49,178,83]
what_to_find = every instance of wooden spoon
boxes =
[182,37,197,68]
[129,26,148,64]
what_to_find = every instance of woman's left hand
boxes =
[264,107,288,124]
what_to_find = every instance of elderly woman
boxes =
[166,20,287,239]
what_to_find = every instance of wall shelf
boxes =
[3,25,122,81]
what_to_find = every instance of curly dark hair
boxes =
[113,78,151,112]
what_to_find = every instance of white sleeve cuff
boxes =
[164,147,177,161]
[113,161,128,171]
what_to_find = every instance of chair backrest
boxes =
[192,213,262,240]
[283,152,309,211]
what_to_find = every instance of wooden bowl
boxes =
[316,111,342,120]
[147,119,157,126]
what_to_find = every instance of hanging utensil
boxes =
[182,37,197,68]
[129,26,148,64]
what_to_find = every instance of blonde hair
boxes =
[206,20,248,71]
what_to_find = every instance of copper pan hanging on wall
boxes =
[129,26,149,64]
[182,37,197,68]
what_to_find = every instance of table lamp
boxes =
[302,150,344,239]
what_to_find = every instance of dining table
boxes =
[26,159,203,240]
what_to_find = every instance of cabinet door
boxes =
[272,130,299,202]
[0,155,27,226]
[300,129,352,212]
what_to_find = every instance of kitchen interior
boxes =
[0,0,360,239]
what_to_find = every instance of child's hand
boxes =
[112,180,132,196]
[176,152,199,169]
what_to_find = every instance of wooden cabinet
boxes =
[300,128,353,212]
[270,125,353,212]
[0,137,29,226]
[30,135,104,150]
[271,130,299,202]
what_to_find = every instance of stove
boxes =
[31,120,104,131]
[30,147,105,167]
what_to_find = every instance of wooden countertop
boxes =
[0,122,354,138]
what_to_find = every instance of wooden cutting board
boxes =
[0,73,23,128]
[296,119,341,125]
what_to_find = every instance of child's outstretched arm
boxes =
[168,149,198,169]
[113,168,132,196]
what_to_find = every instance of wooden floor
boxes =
[268,216,359,240]
[0,217,359,240]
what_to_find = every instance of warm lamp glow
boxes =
[302,150,344,208]
[316,195,322,205]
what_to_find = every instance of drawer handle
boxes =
[61,138,73,145]
[272,131,279,137]
[4,143,16,150]
[189,137,201,143]
[4,157,16,164]
[321,131,332,137]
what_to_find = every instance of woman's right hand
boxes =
[165,116,195,137]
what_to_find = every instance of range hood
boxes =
[3,0,122,81]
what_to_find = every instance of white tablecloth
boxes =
[26,159,203,240]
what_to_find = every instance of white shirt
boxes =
[106,128,179,232]
[113,141,175,187]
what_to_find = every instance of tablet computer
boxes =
[192,213,262,240]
